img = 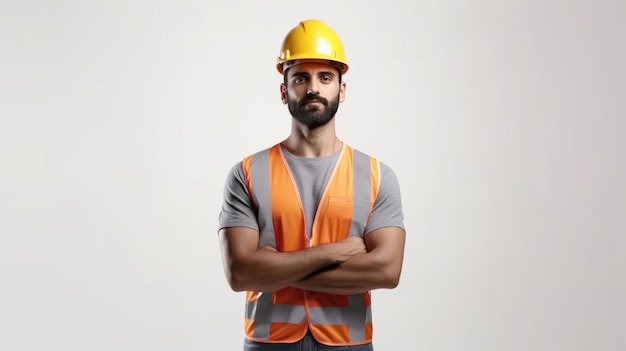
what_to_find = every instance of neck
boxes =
[282,120,342,157]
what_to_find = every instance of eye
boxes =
[293,76,307,84]
[321,75,333,82]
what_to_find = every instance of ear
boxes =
[280,83,287,104]
[339,81,347,103]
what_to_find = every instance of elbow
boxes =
[226,277,245,292]
[223,261,250,292]
[225,267,251,292]
[223,271,238,292]
[379,264,402,289]
[385,275,401,289]
[230,283,247,293]
[223,256,275,292]
[228,271,276,293]
[381,272,400,289]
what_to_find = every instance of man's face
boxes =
[281,62,346,129]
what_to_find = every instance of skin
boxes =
[218,61,406,295]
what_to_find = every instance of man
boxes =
[218,19,406,350]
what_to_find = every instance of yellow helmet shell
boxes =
[276,19,349,75]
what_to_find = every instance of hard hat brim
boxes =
[277,59,349,75]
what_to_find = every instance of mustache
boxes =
[299,94,328,106]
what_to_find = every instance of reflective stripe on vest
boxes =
[241,143,380,346]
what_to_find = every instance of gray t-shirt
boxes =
[218,145,404,238]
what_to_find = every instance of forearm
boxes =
[292,227,406,295]
[226,245,340,292]
[292,252,399,295]
[220,227,367,292]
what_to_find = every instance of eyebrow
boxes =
[317,71,337,78]
[291,72,310,78]
[291,71,337,78]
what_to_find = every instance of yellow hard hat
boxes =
[276,19,349,75]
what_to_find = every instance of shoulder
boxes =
[240,144,282,173]
[348,145,386,164]
[246,144,280,160]
[226,144,275,181]
[224,160,245,185]
[348,145,398,177]
[378,161,398,179]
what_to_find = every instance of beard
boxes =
[287,93,340,129]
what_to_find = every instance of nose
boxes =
[307,79,320,95]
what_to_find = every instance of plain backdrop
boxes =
[1,0,624,350]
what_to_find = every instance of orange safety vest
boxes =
[241,143,380,346]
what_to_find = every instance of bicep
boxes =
[219,227,260,264]
[365,226,406,267]
[365,163,405,234]
[218,163,259,231]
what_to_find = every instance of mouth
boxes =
[304,99,325,106]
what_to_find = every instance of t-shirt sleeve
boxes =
[364,161,405,235]
[218,162,259,232]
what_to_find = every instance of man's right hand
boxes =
[331,236,367,263]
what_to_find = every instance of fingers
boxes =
[341,236,367,255]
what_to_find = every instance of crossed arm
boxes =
[218,226,406,295]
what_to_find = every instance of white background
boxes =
[1,0,624,350]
